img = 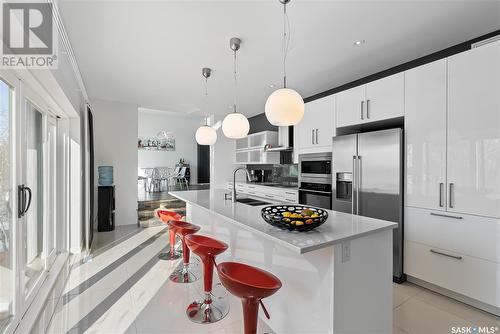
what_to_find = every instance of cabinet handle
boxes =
[438,183,444,207]
[449,183,455,208]
[312,129,315,145]
[366,99,370,119]
[315,129,319,145]
[430,212,463,219]
[360,101,364,120]
[430,249,463,260]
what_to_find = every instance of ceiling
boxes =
[59,0,500,117]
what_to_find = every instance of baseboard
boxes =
[407,275,500,317]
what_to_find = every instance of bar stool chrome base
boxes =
[169,264,198,283]
[158,250,181,261]
[186,293,229,324]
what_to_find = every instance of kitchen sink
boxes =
[236,198,270,206]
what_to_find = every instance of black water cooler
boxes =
[98,186,115,231]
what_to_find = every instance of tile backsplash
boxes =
[247,164,298,185]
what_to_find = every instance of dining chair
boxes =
[168,166,181,189]
[157,167,171,191]
[176,167,189,190]
[141,168,154,192]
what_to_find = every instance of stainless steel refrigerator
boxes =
[332,128,404,282]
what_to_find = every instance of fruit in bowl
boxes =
[301,209,314,217]
[261,205,328,232]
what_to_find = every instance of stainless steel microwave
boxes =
[299,153,332,178]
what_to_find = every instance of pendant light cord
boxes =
[233,48,237,113]
[282,2,291,88]
[204,72,209,126]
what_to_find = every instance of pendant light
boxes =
[222,37,250,139]
[195,68,217,145]
[265,0,304,126]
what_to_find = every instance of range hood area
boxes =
[265,126,294,152]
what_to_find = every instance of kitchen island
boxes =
[170,189,397,334]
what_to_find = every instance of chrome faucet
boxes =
[231,167,251,203]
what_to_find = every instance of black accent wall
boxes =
[248,113,278,134]
[304,29,500,103]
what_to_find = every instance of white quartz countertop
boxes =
[169,189,397,254]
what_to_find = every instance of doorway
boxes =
[197,144,210,184]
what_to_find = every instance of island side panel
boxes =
[186,202,335,334]
[333,230,393,334]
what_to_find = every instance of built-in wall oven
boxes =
[298,153,332,209]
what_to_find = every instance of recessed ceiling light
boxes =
[353,40,366,46]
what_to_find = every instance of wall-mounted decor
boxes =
[138,136,175,151]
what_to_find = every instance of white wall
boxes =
[210,116,245,189]
[138,110,203,184]
[91,99,138,226]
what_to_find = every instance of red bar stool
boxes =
[185,235,229,324]
[157,210,183,261]
[217,262,282,334]
[167,220,200,283]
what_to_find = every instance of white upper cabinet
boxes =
[296,95,335,153]
[315,95,335,147]
[233,131,280,164]
[297,100,316,150]
[336,85,365,127]
[336,73,404,128]
[404,59,447,211]
[365,73,405,122]
[447,40,500,218]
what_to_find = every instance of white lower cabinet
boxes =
[405,240,500,309]
[225,182,298,203]
[404,206,500,310]
[405,206,500,263]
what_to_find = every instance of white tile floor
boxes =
[47,226,499,334]
[393,282,499,334]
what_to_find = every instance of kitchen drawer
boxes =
[405,206,500,263]
[404,240,500,308]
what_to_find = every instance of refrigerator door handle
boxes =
[357,155,361,215]
[352,155,356,214]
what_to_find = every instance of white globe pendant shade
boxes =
[195,125,217,145]
[265,88,305,126]
[222,112,250,139]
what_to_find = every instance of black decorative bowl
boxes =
[261,205,328,232]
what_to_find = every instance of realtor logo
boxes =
[1,1,58,68]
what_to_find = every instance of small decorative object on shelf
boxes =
[261,205,328,232]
